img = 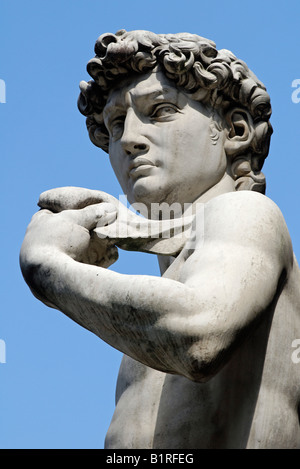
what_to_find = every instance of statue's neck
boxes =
[192,171,235,206]
[158,172,235,275]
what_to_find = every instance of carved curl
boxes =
[78,29,272,193]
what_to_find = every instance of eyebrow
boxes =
[137,87,177,101]
[104,86,179,120]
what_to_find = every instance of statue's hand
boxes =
[20,201,119,272]
[34,186,120,267]
[36,186,193,257]
[37,186,120,213]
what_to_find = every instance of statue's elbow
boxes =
[183,347,227,383]
[184,361,216,383]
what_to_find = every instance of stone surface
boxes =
[20,30,300,449]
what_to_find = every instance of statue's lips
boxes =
[128,158,155,175]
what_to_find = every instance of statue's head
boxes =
[78,30,272,206]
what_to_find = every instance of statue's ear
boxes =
[224,109,255,157]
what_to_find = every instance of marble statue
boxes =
[20,30,300,449]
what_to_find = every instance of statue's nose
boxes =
[123,142,149,156]
[120,109,150,156]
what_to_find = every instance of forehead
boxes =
[105,70,180,109]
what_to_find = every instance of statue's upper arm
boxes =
[179,191,293,330]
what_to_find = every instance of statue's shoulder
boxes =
[205,190,286,226]
[199,191,293,260]
[207,189,276,207]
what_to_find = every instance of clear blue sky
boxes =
[1,0,300,449]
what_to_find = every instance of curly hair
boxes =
[78,29,273,193]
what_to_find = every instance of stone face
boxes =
[20,30,300,449]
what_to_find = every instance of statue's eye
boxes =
[151,104,178,120]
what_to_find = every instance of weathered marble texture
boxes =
[20,30,300,449]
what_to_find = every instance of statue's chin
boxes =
[127,181,168,213]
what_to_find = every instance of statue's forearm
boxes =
[22,249,214,380]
